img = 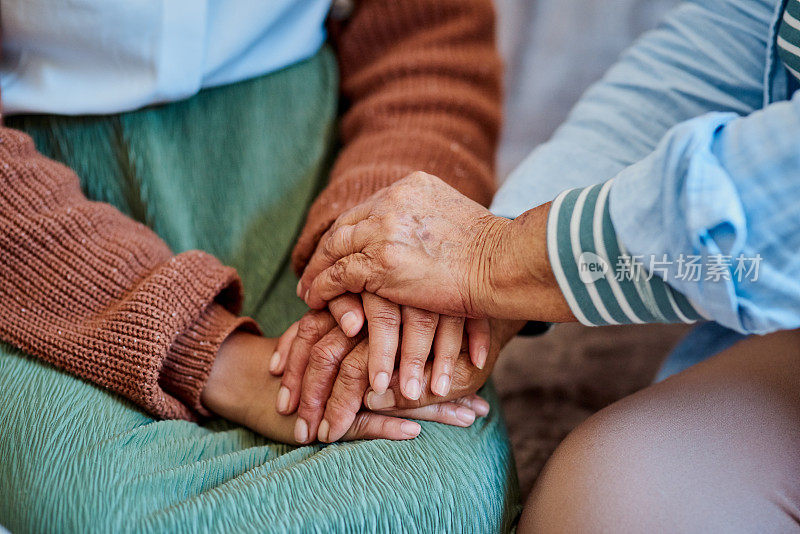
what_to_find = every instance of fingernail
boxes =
[456,407,476,426]
[304,289,310,303]
[341,311,360,336]
[404,378,421,400]
[474,398,490,417]
[296,280,303,298]
[365,389,396,410]
[433,374,451,397]
[277,386,290,413]
[318,419,330,442]
[476,347,488,370]
[373,372,390,394]
[269,351,281,373]
[401,421,421,437]
[294,418,309,443]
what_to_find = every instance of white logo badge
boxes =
[577,252,609,283]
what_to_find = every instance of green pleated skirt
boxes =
[0,47,520,533]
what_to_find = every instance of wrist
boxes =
[467,214,513,317]
[201,330,264,419]
[485,203,575,321]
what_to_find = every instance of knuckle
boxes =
[297,312,329,340]
[374,244,398,270]
[407,310,438,331]
[322,234,337,258]
[326,393,355,419]
[379,417,394,436]
[330,260,348,286]
[298,395,325,413]
[402,356,426,373]
[280,372,299,390]
[434,402,450,418]
[436,347,458,362]
[404,324,435,338]
[370,309,401,329]
[339,357,367,384]
[309,343,340,368]
[441,315,466,327]
[349,413,369,436]
[384,185,403,201]
[382,213,402,234]
[282,357,304,379]
[372,312,400,330]
[409,171,429,183]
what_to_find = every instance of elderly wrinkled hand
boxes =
[297,171,573,322]
[297,172,507,317]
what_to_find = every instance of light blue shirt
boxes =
[0,0,331,116]
[491,0,800,335]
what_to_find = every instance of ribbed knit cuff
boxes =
[546,180,704,326]
[162,303,260,418]
[0,128,259,422]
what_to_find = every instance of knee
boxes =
[518,400,688,533]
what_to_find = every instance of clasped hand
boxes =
[269,172,555,444]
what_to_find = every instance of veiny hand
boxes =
[269,302,491,443]
[298,172,574,322]
[202,330,483,444]
[297,172,507,318]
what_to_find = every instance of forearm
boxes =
[483,192,704,326]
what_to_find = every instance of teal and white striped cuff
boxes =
[546,180,704,327]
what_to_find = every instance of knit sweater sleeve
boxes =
[0,126,259,421]
[291,0,503,273]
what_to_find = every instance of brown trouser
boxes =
[521,329,800,533]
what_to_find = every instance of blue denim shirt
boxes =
[491,0,800,335]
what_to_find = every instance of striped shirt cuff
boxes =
[546,180,704,327]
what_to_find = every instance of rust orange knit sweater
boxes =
[0,0,502,420]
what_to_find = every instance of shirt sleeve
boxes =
[606,92,800,335]
[492,0,797,335]
[491,0,776,218]
[546,179,705,327]
[548,89,800,335]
